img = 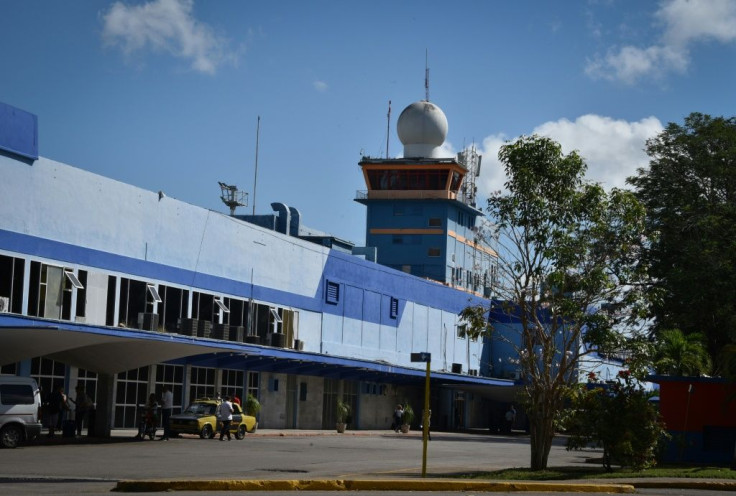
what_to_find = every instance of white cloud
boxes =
[101,0,236,74]
[586,0,736,84]
[659,0,736,46]
[313,80,329,92]
[585,44,688,84]
[476,115,663,196]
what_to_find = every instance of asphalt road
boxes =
[0,429,731,495]
[2,429,585,480]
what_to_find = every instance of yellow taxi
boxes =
[169,398,257,439]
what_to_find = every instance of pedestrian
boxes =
[505,404,516,434]
[232,394,241,407]
[392,404,404,432]
[46,383,67,437]
[139,393,159,439]
[160,386,173,440]
[218,395,234,441]
[72,384,92,437]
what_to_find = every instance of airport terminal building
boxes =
[0,99,521,436]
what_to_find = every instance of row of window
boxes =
[367,169,460,192]
[0,254,297,346]
[2,253,410,342]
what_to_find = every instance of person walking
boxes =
[218,395,234,441]
[392,404,404,432]
[160,386,173,440]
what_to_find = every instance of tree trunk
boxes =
[528,402,556,471]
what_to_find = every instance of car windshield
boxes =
[184,403,216,415]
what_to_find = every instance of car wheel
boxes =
[236,424,246,440]
[1,424,23,449]
[200,424,213,439]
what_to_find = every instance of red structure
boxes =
[650,375,736,465]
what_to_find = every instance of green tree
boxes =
[628,113,736,371]
[462,135,648,470]
[565,370,667,471]
[653,329,711,376]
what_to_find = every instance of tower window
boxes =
[428,248,441,257]
[428,218,441,227]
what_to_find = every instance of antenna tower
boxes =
[457,144,482,208]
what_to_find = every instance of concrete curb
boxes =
[114,479,637,492]
[631,480,736,491]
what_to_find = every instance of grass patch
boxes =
[448,465,736,481]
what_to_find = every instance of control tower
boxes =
[356,99,496,297]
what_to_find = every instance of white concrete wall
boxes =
[0,153,485,378]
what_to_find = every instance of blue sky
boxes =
[2,0,735,245]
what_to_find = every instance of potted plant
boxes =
[244,394,261,432]
[401,403,414,433]
[336,399,350,433]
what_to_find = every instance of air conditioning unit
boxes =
[137,312,159,331]
[0,297,9,313]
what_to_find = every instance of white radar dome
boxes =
[396,100,448,158]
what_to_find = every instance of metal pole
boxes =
[421,359,430,477]
[385,100,391,158]
[252,116,260,216]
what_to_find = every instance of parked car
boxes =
[0,376,43,448]
[169,398,256,439]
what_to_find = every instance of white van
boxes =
[0,376,43,448]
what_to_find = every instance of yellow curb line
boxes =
[632,480,736,491]
[114,479,637,492]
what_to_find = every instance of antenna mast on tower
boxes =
[385,100,391,158]
[424,49,430,101]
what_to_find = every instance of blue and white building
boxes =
[0,99,519,436]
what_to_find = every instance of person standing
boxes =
[72,385,92,437]
[160,386,173,440]
[505,405,516,434]
[218,395,234,441]
[46,383,67,437]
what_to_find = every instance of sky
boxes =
[2,0,735,246]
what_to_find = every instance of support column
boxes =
[93,373,115,438]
